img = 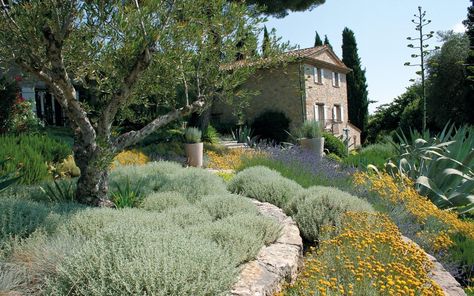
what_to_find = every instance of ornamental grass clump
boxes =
[139,191,189,212]
[288,186,374,242]
[279,212,444,296]
[197,194,258,220]
[228,166,303,208]
[184,127,202,143]
[297,120,323,139]
[159,167,227,202]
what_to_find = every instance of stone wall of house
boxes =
[302,63,361,148]
[212,63,304,131]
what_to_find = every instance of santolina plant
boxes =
[279,212,444,296]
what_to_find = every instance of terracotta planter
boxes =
[299,137,325,159]
[185,142,203,167]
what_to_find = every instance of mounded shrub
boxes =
[228,166,303,208]
[109,161,182,195]
[197,194,258,220]
[44,227,237,296]
[192,213,280,264]
[159,167,227,202]
[251,110,290,143]
[322,132,346,158]
[63,208,175,238]
[161,205,213,228]
[290,186,374,242]
[0,198,51,245]
[139,191,189,212]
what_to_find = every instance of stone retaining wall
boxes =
[230,199,466,296]
[231,199,303,296]
[402,236,466,296]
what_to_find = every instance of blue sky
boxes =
[263,0,470,113]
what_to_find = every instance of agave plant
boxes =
[232,126,259,147]
[0,159,20,193]
[386,124,474,214]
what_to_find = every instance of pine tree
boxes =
[342,27,369,142]
[324,35,333,50]
[314,31,323,46]
[262,26,270,57]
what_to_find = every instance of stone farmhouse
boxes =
[213,45,362,148]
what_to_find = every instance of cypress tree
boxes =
[463,0,474,123]
[342,27,369,142]
[314,31,323,46]
[324,35,333,50]
[262,26,270,57]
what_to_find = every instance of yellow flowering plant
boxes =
[353,171,474,288]
[207,148,263,170]
[110,150,150,170]
[278,212,444,296]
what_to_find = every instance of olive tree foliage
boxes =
[0,0,262,205]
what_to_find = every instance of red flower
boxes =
[14,75,23,82]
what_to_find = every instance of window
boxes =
[313,67,324,84]
[333,104,343,122]
[314,103,325,122]
[332,72,340,87]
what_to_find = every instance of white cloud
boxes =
[453,22,466,33]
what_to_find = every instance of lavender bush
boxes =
[239,144,355,189]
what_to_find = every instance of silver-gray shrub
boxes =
[109,161,183,195]
[0,263,27,294]
[292,186,374,242]
[0,198,51,245]
[139,191,189,212]
[191,213,280,265]
[44,226,237,296]
[61,208,177,241]
[161,205,213,228]
[159,167,227,202]
[228,166,303,208]
[197,194,258,220]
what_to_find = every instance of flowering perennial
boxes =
[207,148,262,170]
[279,212,444,296]
[111,150,150,169]
[353,172,474,251]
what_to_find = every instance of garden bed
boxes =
[0,162,282,295]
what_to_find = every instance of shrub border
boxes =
[231,199,303,296]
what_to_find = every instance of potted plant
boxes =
[298,120,325,159]
[184,127,203,167]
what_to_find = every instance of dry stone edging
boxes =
[402,236,466,296]
[231,199,303,296]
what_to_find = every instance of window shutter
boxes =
[341,106,344,122]
[332,106,336,121]
[332,72,336,86]
[320,69,324,84]
[312,67,316,83]
[314,105,319,121]
[323,104,327,122]
[338,73,342,86]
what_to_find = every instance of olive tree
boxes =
[0,0,260,205]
